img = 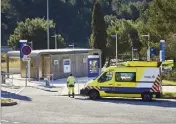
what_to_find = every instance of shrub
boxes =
[162,69,176,81]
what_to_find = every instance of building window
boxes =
[115,72,136,82]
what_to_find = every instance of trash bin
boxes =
[1,71,6,84]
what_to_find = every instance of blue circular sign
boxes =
[21,45,32,55]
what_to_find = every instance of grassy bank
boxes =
[162,80,176,86]
[162,92,176,99]
[1,53,20,71]
[1,98,17,106]
[1,60,20,70]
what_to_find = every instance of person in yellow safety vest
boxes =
[67,73,76,98]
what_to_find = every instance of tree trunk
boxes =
[107,56,112,67]
[101,53,106,68]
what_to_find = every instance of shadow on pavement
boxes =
[75,97,176,108]
[1,90,32,101]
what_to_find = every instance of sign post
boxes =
[19,40,27,59]
[160,40,165,62]
[21,44,32,84]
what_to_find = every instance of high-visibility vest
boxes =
[67,76,75,85]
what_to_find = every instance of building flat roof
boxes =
[6,48,101,58]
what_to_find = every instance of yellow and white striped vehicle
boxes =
[80,61,162,101]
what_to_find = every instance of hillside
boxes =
[1,0,149,48]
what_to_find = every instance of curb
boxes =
[29,86,63,92]
[162,85,176,86]
[1,101,18,106]
[161,97,176,100]
[60,94,81,96]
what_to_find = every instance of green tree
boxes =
[148,0,176,38]
[147,0,176,64]
[8,18,65,49]
[57,34,66,48]
[1,0,18,45]
[106,19,142,64]
[166,33,176,68]
[89,0,107,67]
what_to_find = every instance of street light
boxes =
[47,0,50,49]
[69,43,74,49]
[142,33,150,61]
[132,47,137,61]
[51,34,59,49]
[111,20,118,65]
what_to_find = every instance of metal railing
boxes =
[1,72,14,86]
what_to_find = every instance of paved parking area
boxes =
[1,87,176,124]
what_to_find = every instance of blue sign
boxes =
[19,40,27,59]
[88,55,100,78]
[150,48,156,56]
[64,60,70,65]
[21,45,32,55]
[160,40,165,62]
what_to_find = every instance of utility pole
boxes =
[132,46,133,61]
[47,0,50,49]
[115,33,118,65]
[51,34,59,49]
[69,43,74,49]
[142,33,150,61]
[111,20,118,65]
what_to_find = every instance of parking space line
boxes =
[13,122,20,123]
[15,87,25,94]
[1,120,20,123]
[1,120,9,122]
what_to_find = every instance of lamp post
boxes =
[111,34,118,65]
[47,0,50,49]
[132,48,137,61]
[69,43,74,49]
[51,34,59,49]
[111,20,118,65]
[132,46,133,61]
[142,33,150,61]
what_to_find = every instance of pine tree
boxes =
[90,0,107,67]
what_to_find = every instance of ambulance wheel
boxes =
[88,90,100,100]
[141,92,152,102]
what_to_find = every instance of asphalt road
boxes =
[1,87,176,124]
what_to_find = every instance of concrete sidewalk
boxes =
[2,74,92,95]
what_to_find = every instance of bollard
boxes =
[1,73,6,84]
[45,76,50,87]
[25,65,27,87]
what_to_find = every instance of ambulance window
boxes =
[98,72,113,83]
[115,72,136,82]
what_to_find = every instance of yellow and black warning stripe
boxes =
[86,86,100,91]
[150,74,162,93]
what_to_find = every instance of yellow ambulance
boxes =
[80,61,162,101]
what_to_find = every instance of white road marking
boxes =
[1,120,9,122]
[13,122,20,123]
[1,120,20,123]
[15,87,25,94]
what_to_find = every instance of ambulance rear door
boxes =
[136,67,161,93]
